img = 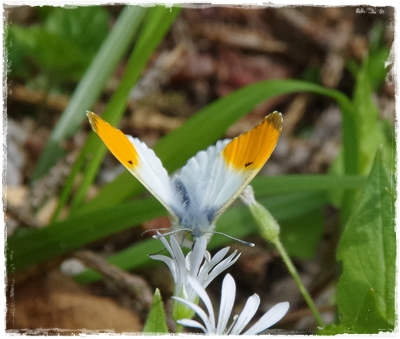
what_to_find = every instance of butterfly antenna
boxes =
[147,229,188,255]
[151,228,192,239]
[148,247,166,256]
[208,231,255,247]
[141,228,172,237]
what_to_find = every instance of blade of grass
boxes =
[69,6,181,213]
[78,79,357,215]
[7,197,166,272]
[74,190,328,284]
[32,6,148,181]
[52,6,181,220]
[8,174,365,273]
[251,174,366,196]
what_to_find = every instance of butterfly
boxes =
[87,111,283,248]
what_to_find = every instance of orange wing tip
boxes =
[86,111,140,169]
[86,111,101,132]
[222,111,283,170]
[266,111,283,132]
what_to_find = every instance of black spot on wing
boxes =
[245,161,253,167]
[174,178,191,208]
[128,160,133,165]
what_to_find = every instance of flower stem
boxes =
[273,238,325,327]
[175,323,183,334]
[240,186,325,327]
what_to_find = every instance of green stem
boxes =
[242,185,325,327]
[273,238,325,327]
[175,324,183,334]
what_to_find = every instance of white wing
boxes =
[171,112,283,223]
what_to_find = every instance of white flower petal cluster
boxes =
[173,274,289,335]
[149,233,240,302]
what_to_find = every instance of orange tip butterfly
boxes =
[87,111,283,248]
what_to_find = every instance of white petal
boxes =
[198,247,229,282]
[170,235,186,264]
[204,250,211,262]
[243,302,289,335]
[217,274,236,334]
[177,319,207,333]
[170,235,188,286]
[189,236,207,277]
[203,252,241,288]
[208,247,230,267]
[172,296,213,333]
[157,232,174,255]
[148,254,177,282]
[187,276,216,329]
[229,294,260,335]
[185,251,192,267]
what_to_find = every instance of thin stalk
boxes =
[273,238,325,327]
[175,324,183,334]
[240,186,325,328]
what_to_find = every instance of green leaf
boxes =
[44,7,110,55]
[9,25,91,81]
[353,58,387,176]
[321,289,393,334]
[143,289,169,334]
[352,289,392,333]
[31,6,148,180]
[331,49,392,223]
[365,47,390,90]
[318,323,351,335]
[337,149,396,331]
[8,7,110,83]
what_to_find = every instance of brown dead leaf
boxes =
[7,271,142,333]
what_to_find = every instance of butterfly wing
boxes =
[172,112,283,224]
[87,111,178,219]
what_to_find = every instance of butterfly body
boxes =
[87,111,282,247]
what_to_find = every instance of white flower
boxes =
[173,274,289,335]
[149,232,240,304]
